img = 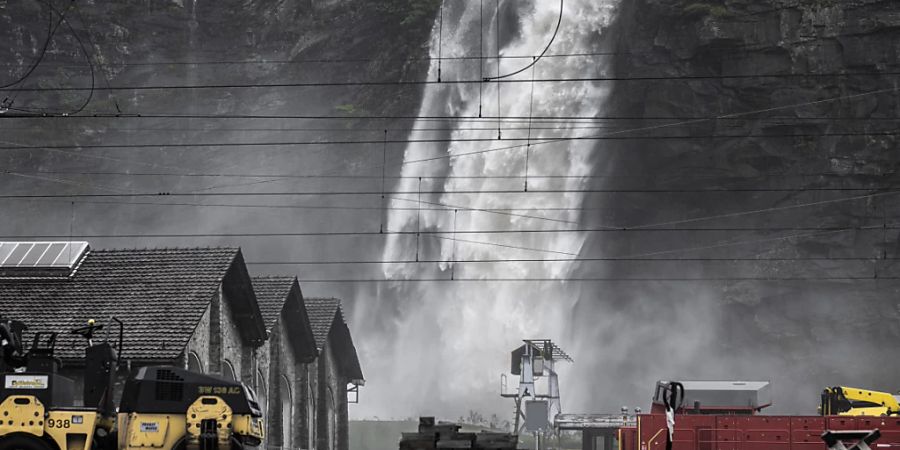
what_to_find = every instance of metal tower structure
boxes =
[500,339,572,437]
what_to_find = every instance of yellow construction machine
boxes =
[0,318,263,450]
[821,386,900,416]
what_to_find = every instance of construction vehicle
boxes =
[0,317,263,450]
[615,380,900,450]
[398,417,518,450]
[821,386,900,416]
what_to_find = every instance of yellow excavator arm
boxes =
[822,386,900,416]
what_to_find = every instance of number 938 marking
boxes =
[47,418,71,428]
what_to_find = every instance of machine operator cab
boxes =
[117,366,264,450]
[0,317,112,450]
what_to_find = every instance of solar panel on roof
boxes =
[0,241,90,271]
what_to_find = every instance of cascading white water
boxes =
[353,0,620,421]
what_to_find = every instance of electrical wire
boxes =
[7,169,894,183]
[3,70,900,94]
[244,256,900,265]
[484,0,563,81]
[12,0,95,116]
[1,113,893,122]
[7,198,884,216]
[5,225,898,238]
[4,116,900,134]
[0,7,879,71]
[2,187,897,198]
[289,276,900,283]
[73,2,120,113]
[5,86,896,183]
[7,197,897,258]
[3,130,899,151]
[0,1,64,90]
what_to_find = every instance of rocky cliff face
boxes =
[4,0,900,417]
[570,0,900,414]
[0,0,438,303]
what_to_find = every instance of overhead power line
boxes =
[4,113,899,122]
[4,116,900,135]
[0,1,65,90]
[0,187,894,199]
[244,256,900,265]
[9,86,888,187]
[5,198,882,215]
[2,70,899,93]
[6,189,900,233]
[484,0,563,81]
[3,130,899,151]
[6,169,899,195]
[4,225,897,239]
[8,205,895,259]
[0,6,871,70]
[293,276,900,283]
[7,169,894,182]
[5,87,896,180]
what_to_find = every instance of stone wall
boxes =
[220,286,247,381]
[266,313,304,449]
[316,340,346,450]
[39,285,353,450]
[302,360,319,450]
[184,302,212,372]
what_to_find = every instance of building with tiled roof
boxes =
[0,245,266,365]
[306,297,340,351]
[0,242,364,450]
[306,297,364,450]
[251,276,318,450]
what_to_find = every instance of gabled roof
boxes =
[253,275,296,330]
[306,297,340,351]
[251,275,317,362]
[0,247,267,363]
[305,297,364,382]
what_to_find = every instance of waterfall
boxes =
[355,0,620,420]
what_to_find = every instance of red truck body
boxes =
[623,414,900,450]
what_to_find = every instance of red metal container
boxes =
[628,413,900,450]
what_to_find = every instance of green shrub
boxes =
[683,2,731,18]
[375,0,442,28]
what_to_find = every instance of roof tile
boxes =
[304,297,340,351]
[251,276,295,330]
[0,247,239,362]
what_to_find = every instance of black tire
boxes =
[91,430,116,450]
[0,434,55,450]
[230,437,256,450]
[170,436,187,450]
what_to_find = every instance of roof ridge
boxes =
[93,246,240,252]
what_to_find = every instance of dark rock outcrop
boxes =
[570,0,900,414]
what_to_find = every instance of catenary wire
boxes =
[6,225,900,238]
[243,256,900,265]
[3,130,899,151]
[0,1,64,89]
[289,276,900,283]
[484,0,563,81]
[2,187,898,198]
[3,70,900,94]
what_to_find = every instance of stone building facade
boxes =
[306,298,364,450]
[252,276,318,450]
